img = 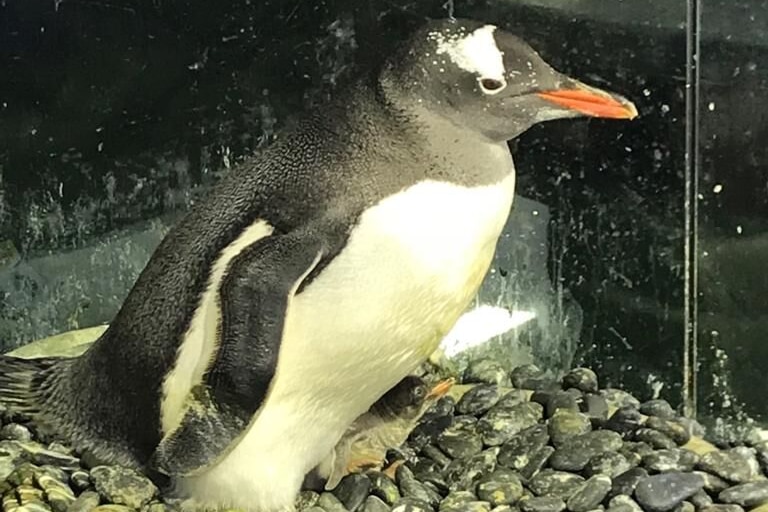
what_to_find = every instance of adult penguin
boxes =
[0,17,637,512]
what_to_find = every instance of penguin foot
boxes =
[346,456,383,474]
[383,460,405,480]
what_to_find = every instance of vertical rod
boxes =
[683,0,701,419]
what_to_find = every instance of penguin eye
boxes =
[479,77,507,95]
[411,386,427,403]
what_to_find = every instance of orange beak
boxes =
[537,83,638,120]
[426,378,455,400]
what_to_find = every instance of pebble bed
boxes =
[2,362,768,512]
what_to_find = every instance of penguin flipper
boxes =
[151,231,327,476]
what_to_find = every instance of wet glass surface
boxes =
[0,0,765,430]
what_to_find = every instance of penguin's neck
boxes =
[406,100,515,186]
[372,78,515,186]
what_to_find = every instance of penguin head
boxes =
[381,18,638,141]
[372,376,454,421]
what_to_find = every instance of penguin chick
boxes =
[322,376,454,490]
[0,17,636,512]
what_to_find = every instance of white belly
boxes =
[176,172,516,511]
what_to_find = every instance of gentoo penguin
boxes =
[0,17,637,512]
[320,376,455,490]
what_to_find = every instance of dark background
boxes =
[0,0,765,429]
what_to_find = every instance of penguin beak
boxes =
[536,80,638,120]
[425,378,455,400]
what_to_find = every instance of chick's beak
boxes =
[426,378,456,400]
[536,80,638,120]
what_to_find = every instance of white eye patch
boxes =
[478,77,507,95]
[431,24,507,88]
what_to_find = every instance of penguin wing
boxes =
[150,229,327,476]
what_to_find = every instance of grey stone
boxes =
[584,452,633,478]
[422,444,452,469]
[494,390,528,409]
[8,462,38,486]
[333,473,370,511]
[510,365,545,389]
[421,397,456,424]
[599,390,640,410]
[416,471,449,494]
[46,443,73,456]
[30,448,80,471]
[438,416,483,459]
[550,431,624,472]
[476,470,524,506]
[672,501,694,512]
[0,424,33,442]
[634,472,704,512]
[566,475,612,512]
[698,449,760,484]
[689,490,713,509]
[0,454,15,482]
[608,468,648,499]
[36,473,76,512]
[457,385,504,416]
[642,448,700,472]
[718,481,768,507]
[582,395,609,421]
[519,497,566,512]
[644,417,691,446]
[21,502,54,512]
[638,400,676,419]
[604,408,643,437]
[520,446,555,481]
[694,470,731,493]
[397,464,441,507]
[65,491,101,512]
[145,503,169,512]
[69,471,91,492]
[528,470,585,500]
[619,442,654,460]
[391,496,434,512]
[465,360,512,387]
[317,492,349,512]
[17,484,45,504]
[498,425,550,470]
[362,496,390,512]
[440,501,492,512]
[562,368,599,394]
[368,471,401,505]
[295,490,319,510]
[439,490,477,510]
[479,403,543,447]
[445,448,499,492]
[545,391,582,418]
[607,495,643,512]
[549,410,592,447]
[633,428,677,450]
[675,418,706,438]
[90,507,133,512]
[409,416,454,451]
[89,466,157,509]
[699,506,744,512]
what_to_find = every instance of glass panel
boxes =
[5,0,766,439]
[696,0,768,439]
[441,1,690,405]
[1,1,692,407]
[6,0,768,510]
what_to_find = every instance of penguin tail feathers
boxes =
[0,355,63,418]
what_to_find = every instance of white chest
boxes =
[172,153,518,512]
